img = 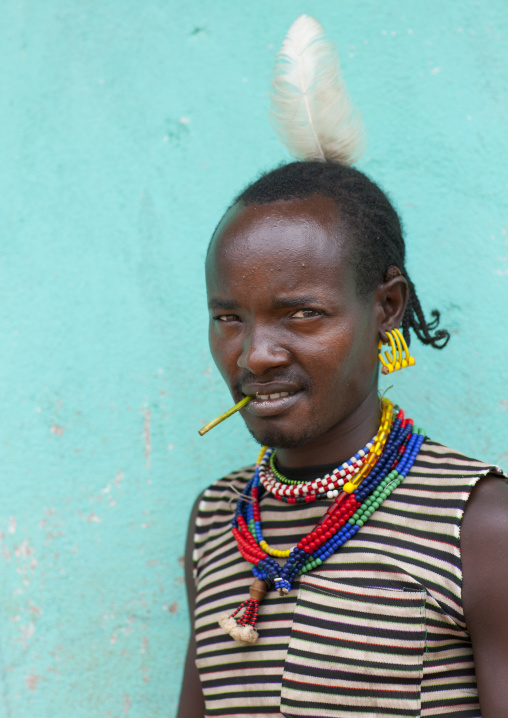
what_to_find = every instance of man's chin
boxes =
[246,424,314,450]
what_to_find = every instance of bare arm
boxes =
[461,474,508,716]
[177,492,206,718]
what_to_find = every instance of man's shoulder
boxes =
[196,464,256,514]
[192,465,256,547]
[417,437,506,479]
[206,464,256,492]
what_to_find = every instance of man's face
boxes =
[205,195,380,450]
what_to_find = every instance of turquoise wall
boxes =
[1,1,507,715]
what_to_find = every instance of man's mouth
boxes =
[243,389,302,417]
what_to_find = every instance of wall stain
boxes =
[25,673,40,691]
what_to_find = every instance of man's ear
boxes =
[376,275,408,342]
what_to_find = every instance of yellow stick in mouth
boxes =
[198,396,253,436]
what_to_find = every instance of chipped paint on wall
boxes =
[143,409,152,470]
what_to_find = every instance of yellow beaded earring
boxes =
[378,328,415,375]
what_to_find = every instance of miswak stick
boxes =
[198,396,253,436]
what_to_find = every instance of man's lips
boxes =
[240,385,303,417]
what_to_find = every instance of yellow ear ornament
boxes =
[378,328,415,375]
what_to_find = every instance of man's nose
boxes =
[237,326,290,375]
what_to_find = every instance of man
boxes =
[177,161,508,717]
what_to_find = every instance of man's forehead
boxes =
[205,197,361,305]
[208,196,347,267]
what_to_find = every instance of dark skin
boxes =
[177,196,508,717]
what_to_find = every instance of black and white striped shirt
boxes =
[193,439,505,718]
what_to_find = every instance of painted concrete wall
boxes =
[0,1,506,715]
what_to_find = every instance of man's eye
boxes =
[291,308,321,318]
[214,314,240,323]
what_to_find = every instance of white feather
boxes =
[270,15,365,164]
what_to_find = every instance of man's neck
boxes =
[275,457,343,482]
[274,386,382,469]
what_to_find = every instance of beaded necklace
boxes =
[263,440,373,500]
[259,398,393,503]
[267,437,373,488]
[219,399,426,644]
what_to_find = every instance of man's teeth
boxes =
[256,392,290,401]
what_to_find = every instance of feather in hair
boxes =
[270,15,365,164]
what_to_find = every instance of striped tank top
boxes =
[193,439,506,718]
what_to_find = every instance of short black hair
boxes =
[234,161,449,349]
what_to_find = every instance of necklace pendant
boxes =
[249,578,269,602]
[274,577,289,596]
